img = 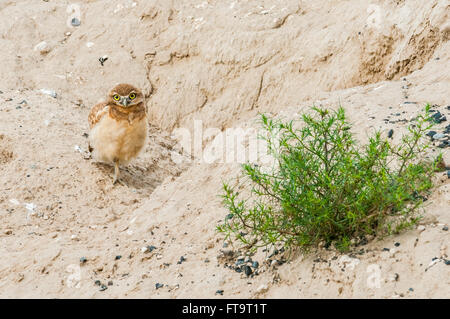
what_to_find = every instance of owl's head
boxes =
[107,83,143,107]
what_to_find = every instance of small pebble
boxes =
[388,129,394,138]
[256,284,268,293]
[40,89,57,98]
[115,255,122,260]
[108,281,113,286]
[252,261,259,268]
[235,260,244,266]
[243,265,253,277]
[215,290,224,295]
[432,133,446,140]
[99,55,108,66]
[394,242,400,247]
[94,280,101,286]
[155,283,164,289]
[79,257,87,264]
[426,130,437,137]
[99,285,107,291]
[71,18,81,26]
[443,226,448,231]
[177,256,187,264]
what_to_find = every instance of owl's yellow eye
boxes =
[129,93,136,100]
[113,94,120,101]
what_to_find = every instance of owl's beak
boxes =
[122,98,129,107]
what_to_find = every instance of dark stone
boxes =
[94,280,101,286]
[148,245,157,252]
[358,237,368,246]
[394,242,400,247]
[80,257,87,264]
[388,129,394,139]
[447,170,450,179]
[444,260,450,265]
[99,285,107,291]
[243,265,253,277]
[443,226,449,231]
[155,283,164,289]
[115,255,122,260]
[71,18,81,26]
[177,256,187,264]
[408,288,414,292]
[215,290,224,295]
[225,213,233,220]
[426,131,437,138]
[98,56,108,66]
[252,261,259,268]
[382,248,390,252]
[108,281,113,286]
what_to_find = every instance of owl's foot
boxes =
[113,161,121,185]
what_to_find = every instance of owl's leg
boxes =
[113,160,120,184]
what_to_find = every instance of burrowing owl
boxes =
[88,83,147,184]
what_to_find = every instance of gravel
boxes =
[71,17,81,26]
[388,129,394,139]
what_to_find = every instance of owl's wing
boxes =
[88,102,109,129]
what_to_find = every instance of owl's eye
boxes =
[113,94,120,101]
[129,93,136,100]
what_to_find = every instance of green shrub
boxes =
[218,105,440,252]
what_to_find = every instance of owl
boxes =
[88,83,147,184]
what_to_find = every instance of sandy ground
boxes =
[0,0,449,298]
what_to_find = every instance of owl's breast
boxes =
[89,114,147,164]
